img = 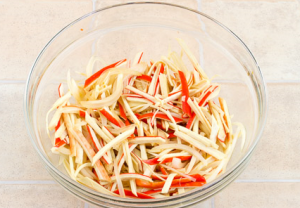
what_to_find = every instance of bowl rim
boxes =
[24,1,268,205]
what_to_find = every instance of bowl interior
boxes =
[25,2,266,206]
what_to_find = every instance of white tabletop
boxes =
[1,0,299,207]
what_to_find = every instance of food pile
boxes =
[47,39,245,199]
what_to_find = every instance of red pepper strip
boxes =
[154,83,160,96]
[125,119,131,126]
[186,113,196,129]
[117,103,130,126]
[118,102,127,120]
[114,189,154,199]
[136,178,195,189]
[84,59,126,88]
[55,119,61,132]
[79,110,86,118]
[198,91,212,107]
[152,174,206,182]
[143,157,159,165]
[178,70,192,117]
[54,138,66,148]
[168,133,176,138]
[58,83,62,97]
[138,113,183,123]
[135,113,141,119]
[156,123,165,130]
[140,119,148,124]
[117,154,124,166]
[160,166,168,175]
[138,52,143,64]
[55,138,61,145]
[159,64,165,74]
[137,74,152,82]
[203,85,213,94]
[191,174,206,182]
[143,156,192,165]
[160,156,192,164]
[167,129,175,134]
[199,86,218,107]
[170,182,205,188]
[134,128,138,136]
[142,189,162,195]
[153,66,157,72]
[100,109,122,127]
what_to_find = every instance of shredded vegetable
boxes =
[47,39,245,199]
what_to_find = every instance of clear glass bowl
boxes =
[24,2,267,207]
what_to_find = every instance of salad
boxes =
[47,39,245,199]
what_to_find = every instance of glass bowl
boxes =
[24,2,267,207]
